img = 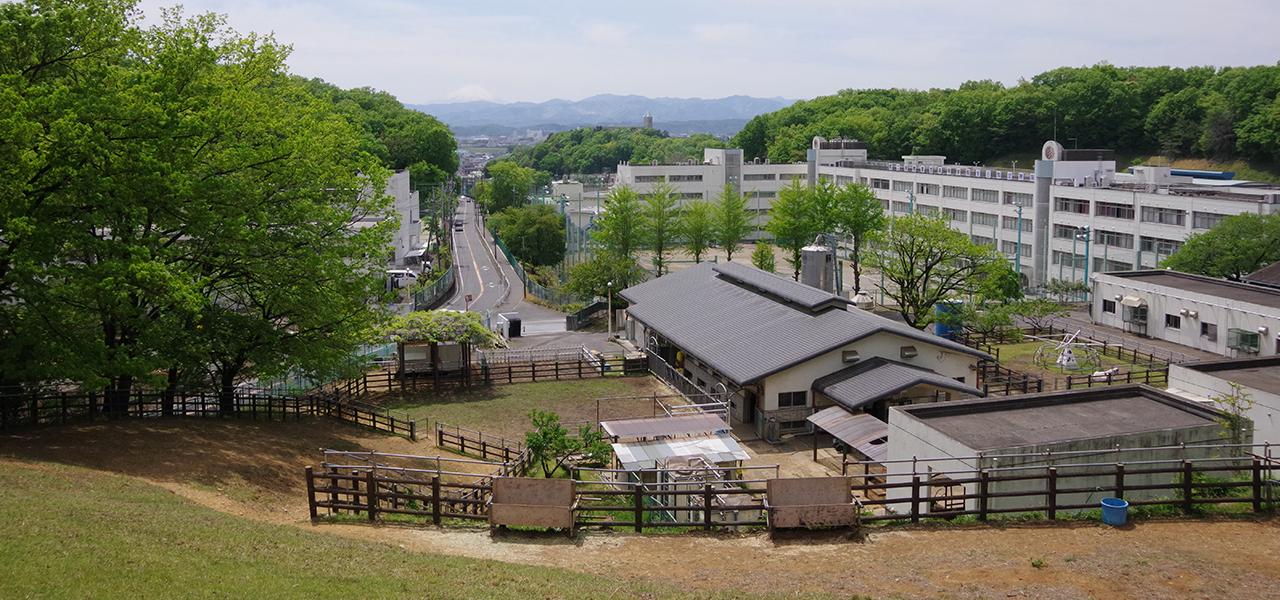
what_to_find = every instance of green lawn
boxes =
[387,377,674,441]
[0,460,833,600]
[994,339,1141,380]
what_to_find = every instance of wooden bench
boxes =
[488,477,578,535]
[764,476,861,531]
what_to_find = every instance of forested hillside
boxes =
[499,128,725,177]
[733,63,1280,167]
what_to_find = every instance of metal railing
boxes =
[491,230,585,307]
[411,268,456,311]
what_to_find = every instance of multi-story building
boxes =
[616,138,1280,290]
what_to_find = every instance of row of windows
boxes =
[1094,257,1133,272]
[943,208,967,222]
[1140,236,1183,254]
[917,183,940,196]
[972,235,995,247]
[1004,192,1033,207]
[943,185,968,199]
[1055,197,1090,214]
[742,173,775,181]
[1095,230,1134,249]
[668,174,703,182]
[1096,201,1134,220]
[634,175,665,183]
[972,212,998,227]
[972,188,999,203]
[892,180,913,192]
[1142,206,1186,226]
[1052,250,1087,268]
[1193,211,1228,230]
[1001,240,1032,257]
[871,178,890,190]
[1002,216,1033,232]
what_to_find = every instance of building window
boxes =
[634,175,665,183]
[972,212,998,227]
[1002,216,1033,232]
[1140,236,1184,255]
[971,235,995,247]
[871,178,890,190]
[1095,202,1136,220]
[1052,251,1087,268]
[1193,211,1228,230]
[742,173,775,181]
[1055,197,1090,214]
[1201,322,1218,342]
[1095,230,1134,249]
[678,192,703,199]
[1001,240,1032,257]
[892,180,913,192]
[1227,328,1261,354]
[916,204,939,216]
[668,174,703,182]
[779,173,804,181]
[892,201,912,213]
[1093,257,1133,273]
[777,391,807,408]
[779,420,809,432]
[972,188,999,203]
[943,208,967,222]
[1003,192,1032,207]
[1165,314,1182,329]
[917,183,940,196]
[1102,299,1116,314]
[942,185,968,199]
[749,190,777,199]
[1053,224,1077,239]
[1141,206,1187,226]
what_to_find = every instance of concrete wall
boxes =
[1092,273,1280,357]
[1170,362,1280,451]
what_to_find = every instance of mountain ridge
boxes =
[408,94,796,132]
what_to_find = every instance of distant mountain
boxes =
[408,94,795,132]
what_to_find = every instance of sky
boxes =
[137,0,1280,105]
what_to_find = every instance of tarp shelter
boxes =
[611,434,750,471]
[807,406,889,463]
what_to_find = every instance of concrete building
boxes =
[619,261,990,440]
[615,138,1280,291]
[1091,270,1280,357]
[886,384,1237,514]
[1169,356,1280,453]
[350,169,422,267]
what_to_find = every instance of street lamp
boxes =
[1076,226,1092,301]
[606,281,613,340]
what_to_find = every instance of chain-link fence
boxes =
[411,268,455,311]
[491,230,585,307]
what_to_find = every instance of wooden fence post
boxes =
[910,476,921,524]
[704,484,713,531]
[1182,460,1194,515]
[432,476,442,526]
[978,470,989,521]
[1115,463,1126,500]
[1046,467,1057,520]
[305,466,318,519]
[634,483,644,533]
[1253,458,1263,513]
[367,469,378,522]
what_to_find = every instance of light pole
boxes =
[606,281,613,340]
[1077,226,1092,301]
[1014,203,1024,280]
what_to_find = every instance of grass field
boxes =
[384,377,677,440]
[993,339,1145,380]
[0,460,830,600]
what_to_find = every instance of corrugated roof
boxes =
[712,262,850,311]
[611,433,751,471]
[812,357,986,410]
[621,262,990,385]
[601,413,730,440]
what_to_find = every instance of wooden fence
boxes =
[436,422,525,463]
[961,325,1172,396]
[303,453,1278,531]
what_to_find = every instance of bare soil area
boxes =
[3,419,1279,599]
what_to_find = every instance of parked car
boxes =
[386,269,418,289]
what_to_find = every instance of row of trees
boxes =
[501,127,726,178]
[734,63,1280,166]
[0,1,456,407]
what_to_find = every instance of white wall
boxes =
[1169,363,1280,452]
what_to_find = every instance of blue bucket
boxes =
[1101,497,1129,526]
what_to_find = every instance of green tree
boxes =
[677,199,714,263]
[751,241,776,274]
[867,214,1004,328]
[713,184,754,262]
[592,186,643,258]
[562,254,646,305]
[1211,382,1256,451]
[765,179,818,280]
[641,183,681,276]
[525,409,612,477]
[490,204,566,267]
[1161,213,1280,280]
[831,182,886,294]
[481,161,539,213]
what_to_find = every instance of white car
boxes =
[386,269,418,289]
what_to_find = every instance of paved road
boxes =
[442,199,506,314]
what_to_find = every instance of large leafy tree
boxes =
[764,179,818,280]
[830,182,885,294]
[714,184,754,262]
[561,254,646,306]
[1161,212,1280,280]
[641,183,681,276]
[0,1,397,408]
[490,204,566,267]
[868,214,1005,329]
[592,185,643,258]
[676,199,714,263]
[480,161,540,213]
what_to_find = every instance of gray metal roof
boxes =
[808,407,889,462]
[712,262,850,311]
[1108,270,1280,310]
[601,413,730,440]
[812,357,986,410]
[621,262,991,386]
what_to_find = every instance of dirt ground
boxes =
[3,419,1279,599]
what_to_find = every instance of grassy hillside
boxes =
[0,460,830,600]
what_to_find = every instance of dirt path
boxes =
[4,419,1279,599]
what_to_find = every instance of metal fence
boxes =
[491,230,585,307]
[411,268,456,311]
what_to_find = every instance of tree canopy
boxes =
[0,0,406,407]
[501,127,726,177]
[489,204,566,267]
[1160,213,1280,280]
